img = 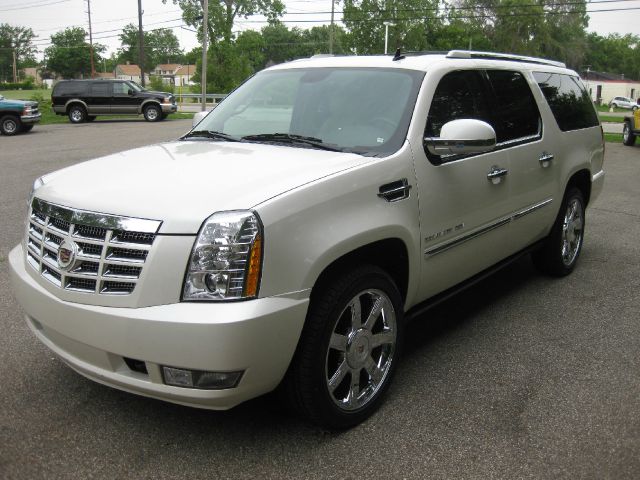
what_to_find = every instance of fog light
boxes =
[162,366,243,390]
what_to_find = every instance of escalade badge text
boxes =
[57,239,78,270]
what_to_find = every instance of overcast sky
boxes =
[2,0,639,62]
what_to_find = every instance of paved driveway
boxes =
[1,122,640,479]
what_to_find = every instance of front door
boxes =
[112,81,139,114]
[413,69,513,301]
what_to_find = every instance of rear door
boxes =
[87,82,111,114]
[483,69,554,253]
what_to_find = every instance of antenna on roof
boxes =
[392,48,405,62]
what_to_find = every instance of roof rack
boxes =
[446,50,566,68]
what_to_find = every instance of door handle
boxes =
[487,166,508,184]
[539,152,554,168]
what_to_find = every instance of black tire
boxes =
[284,265,404,429]
[20,124,34,133]
[532,187,585,277]
[68,105,87,123]
[632,105,639,112]
[1,115,21,135]
[86,115,96,122]
[623,121,636,146]
[143,104,162,122]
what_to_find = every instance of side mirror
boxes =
[128,89,134,96]
[192,110,208,127]
[424,119,496,156]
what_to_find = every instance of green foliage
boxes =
[0,24,38,83]
[149,75,174,93]
[45,27,106,79]
[0,80,35,90]
[163,0,285,44]
[584,33,640,81]
[118,24,184,70]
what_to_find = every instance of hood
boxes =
[35,140,370,233]
[141,90,172,98]
[1,98,37,107]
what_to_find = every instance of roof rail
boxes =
[446,50,566,68]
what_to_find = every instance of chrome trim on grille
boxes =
[31,197,161,234]
[24,198,161,296]
[424,198,553,258]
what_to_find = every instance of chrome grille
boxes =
[25,198,161,296]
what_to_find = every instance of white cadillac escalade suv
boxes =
[9,51,605,429]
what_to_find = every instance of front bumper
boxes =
[21,113,41,124]
[161,103,177,114]
[9,245,309,410]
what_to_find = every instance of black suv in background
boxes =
[51,79,177,123]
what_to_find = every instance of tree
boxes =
[342,0,442,54]
[583,33,640,80]
[163,0,285,44]
[45,27,105,79]
[0,24,38,82]
[118,24,184,70]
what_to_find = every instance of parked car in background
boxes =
[51,79,177,123]
[10,51,605,429]
[609,96,638,110]
[0,94,41,136]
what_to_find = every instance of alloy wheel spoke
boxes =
[371,330,394,348]
[363,297,384,331]
[328,360,348,392]
[364,356,383,386]
[347,369,361,406]
[329,333,348,352]
[349,298,362,330]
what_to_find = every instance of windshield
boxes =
[191,67,424,155]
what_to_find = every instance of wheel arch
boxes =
[139,99,161,113]
[308,237,410,308]
[64,99,88,113]
[565,168,592,206]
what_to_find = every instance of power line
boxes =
[0,0,72,12]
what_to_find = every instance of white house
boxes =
[581,70,640,106]
[115,64,149,85]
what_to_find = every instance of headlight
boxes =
[183,210,263,301]
[29,176,46,203]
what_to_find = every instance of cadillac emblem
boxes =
[57,239,77,270]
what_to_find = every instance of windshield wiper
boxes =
[182,130,241,142]
[241,133,344,152]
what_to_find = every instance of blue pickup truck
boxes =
[0,94,41,135]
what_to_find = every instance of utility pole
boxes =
[138,0,146,87]
[329,0,335,54]
[87,0,95,78]
[12,48,17,83]
[201,0,208,112]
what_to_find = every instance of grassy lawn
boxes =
[604,133,623,143]
[599,115,625,123]
[596,104,635,113]
[0,88,51,101]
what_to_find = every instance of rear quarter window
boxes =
[533,72,599,131]
[53,81,88,96]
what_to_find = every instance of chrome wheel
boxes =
[561,197,584,267]
[2,118,17,134]
[69,107,84,123]
[623,123,630,143]
[145,106,159,121]
[325,288,397,411]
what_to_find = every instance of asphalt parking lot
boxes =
[1,121,640,479]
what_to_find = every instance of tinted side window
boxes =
[486,70,540,143]
[113,82,129,95]
[426,70,491,138]
[54,81,87,96]
[533,72,599,131]
[90,82,111,96]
